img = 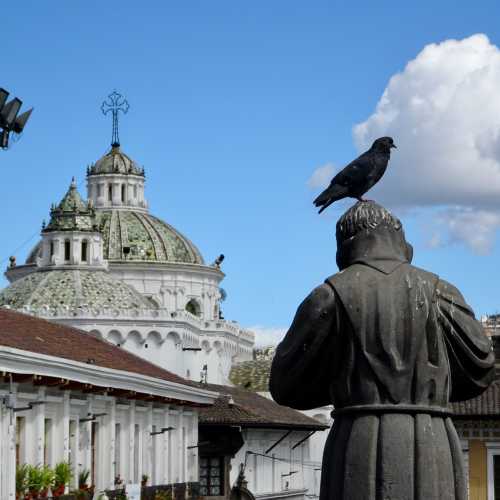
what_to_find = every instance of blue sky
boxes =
[2,2,500,344]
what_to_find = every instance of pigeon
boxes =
[313,136,396,214]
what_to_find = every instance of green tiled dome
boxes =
[0,269,154,312]
[43,179,97,233]
[87,145,144,176]
[96,210,204,263]
[27,209,205,265]
[229,347,276,392]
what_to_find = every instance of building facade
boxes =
[0,308,217,499]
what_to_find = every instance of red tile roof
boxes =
[0,308,187,386]
[195,382,328,430]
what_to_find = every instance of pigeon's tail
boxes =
[314,185,349,213]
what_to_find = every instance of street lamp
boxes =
[0,88,33,149]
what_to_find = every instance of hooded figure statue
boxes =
[269,201,494,500]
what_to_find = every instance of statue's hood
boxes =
[336,225,413,274]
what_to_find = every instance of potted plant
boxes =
[15,464,28,500]
[141,474,149,487]
[27,465,43,499]
[53,461,73,497]
[39,466,55,498]
[114,474,124,490]
[78,469,90,491]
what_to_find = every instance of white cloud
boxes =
[427,208,500,255]
[248,325,286,348]
[307,163,335,189]
[350,34,500,252]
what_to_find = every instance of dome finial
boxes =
[70,176,76,188]
[101,90,129,148]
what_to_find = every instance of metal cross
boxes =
[101,91,129,147]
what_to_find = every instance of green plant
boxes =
[15,464,29,497]
[40,465,55,494]
[27,465,44,494]
[55,461,72,485]
[154,490,172,500]
[53,461,73,495]
[78,469,90,489]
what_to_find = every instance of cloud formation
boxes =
[353,34,500,212]
[427,208,500,255]
[248,325,286,347]
[307,163,335,189]
[310,34,500,252]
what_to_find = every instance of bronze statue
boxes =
[270,201,494,500]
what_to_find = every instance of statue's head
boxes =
[336,201,413,272]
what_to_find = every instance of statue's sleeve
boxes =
[436,279,495,402]
[269,283,337,410]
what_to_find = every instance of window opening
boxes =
[91,422,98,486]
[44,418,53,466]
[64,240,71,261]
[81,240,88,262]
[186,299,201,317]
[115,423,121,478]
[16,416,26,466]
[199,456,224,496]
[134,424,140,483]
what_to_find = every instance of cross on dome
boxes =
[101,90,129,148]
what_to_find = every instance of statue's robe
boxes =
[270,226,494,500]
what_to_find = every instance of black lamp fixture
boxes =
[0,88,33,149]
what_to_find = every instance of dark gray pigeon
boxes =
[313,136,396,214]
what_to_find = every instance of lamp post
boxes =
[0,88,33,149]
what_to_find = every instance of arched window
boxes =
[108,184,113,202]
[185,299,201,317]
[64,240,71,261]
[121,184,126,202]
[50,241,54,258]
[81,240,88,262]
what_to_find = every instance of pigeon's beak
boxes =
[391,144,397,149]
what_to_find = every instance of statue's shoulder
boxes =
[326,263,440,289]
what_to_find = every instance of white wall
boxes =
[231,428,326,500]
[0,384,199,498]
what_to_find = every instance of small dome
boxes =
[44,179,96,233]
[96,210,205,264]
[0,269,154,312]
[88,145,144,176]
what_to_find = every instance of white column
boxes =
[80,397,93,475]
[145,403,153,484]
[0,388,17,499]
[107,398,116,490]
[163,407,170,485]
[178,408,184,482]
[128,401,136,484]
[34,387,46,465]
[58,391,71,462]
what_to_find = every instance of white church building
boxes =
[0,132,327,500]
[1,143,254,386]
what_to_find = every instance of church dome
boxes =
[0,269,154,313]
[88,145,144,176]
[95,210,205,264]
[25,210,204,265]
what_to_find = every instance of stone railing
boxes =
[9,304,255,346]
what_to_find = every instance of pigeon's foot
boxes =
[356,197,373,203]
